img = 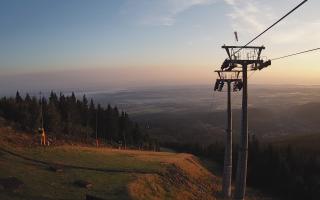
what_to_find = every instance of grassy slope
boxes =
[0,125,217,200]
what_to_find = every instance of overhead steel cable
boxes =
[230,0,308,57]
[271,47,320,61]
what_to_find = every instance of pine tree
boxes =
[15,91,23,103]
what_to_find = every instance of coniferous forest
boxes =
[164,137,320,200]
[0,91,158,150]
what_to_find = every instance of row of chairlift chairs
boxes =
[214,79,243,92]
[214,57,271,92]
[214,59,244,92]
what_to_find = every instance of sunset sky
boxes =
[0,0,319,93]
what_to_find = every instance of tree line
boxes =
[0,91,159,150]
[164,137,320,200]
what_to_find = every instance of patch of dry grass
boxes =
[128,153,217,200]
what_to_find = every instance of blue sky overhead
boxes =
[0,0,319,93]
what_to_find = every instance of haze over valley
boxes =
[77,84,320,145]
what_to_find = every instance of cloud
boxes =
[223,0,320,47]
[270,20,320,48]
[123,0,216,26]
[224,0,273,33]
[224,0,236,6]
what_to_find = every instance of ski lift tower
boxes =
[217,45,271,200]
[214,69,242,198]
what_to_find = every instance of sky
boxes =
[0,0,319,94]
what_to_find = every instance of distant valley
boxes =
[83,84,320,145]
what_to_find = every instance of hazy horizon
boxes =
[1,0,320,92]
[2,79,320,97]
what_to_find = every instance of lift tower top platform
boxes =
[220,45,270,72]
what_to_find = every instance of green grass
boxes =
[0,145,162,200]
[0,127,280,200]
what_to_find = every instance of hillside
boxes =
[0,124,218,200]
[271,132,320,152]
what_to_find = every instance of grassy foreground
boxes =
[0,125,218,200]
